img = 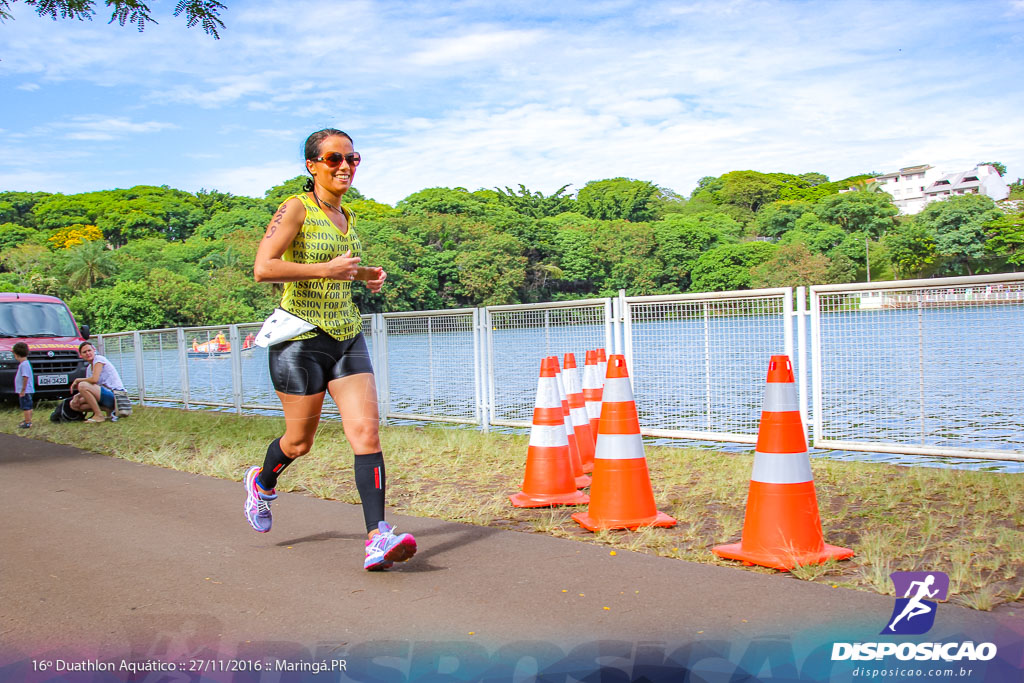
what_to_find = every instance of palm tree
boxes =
[850,179,885,193]
[200,245,241,270]
[66,239,116,288]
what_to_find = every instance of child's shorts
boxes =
[19,394,34,410]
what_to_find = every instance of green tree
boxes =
[346,198,400,222]
[814,192,898,280]
[883,223,938,279]
[717,171,784,213]
[453,230,527,305]
[750,243,833,289]
[32,194,97,230]
[798,172,829,187]
[0,0,226,37]
[199,245,241,270]
[65,239,117,288]
[67,281,164,333]
[688,242,776,292]
[494,184,575,218]
[576,178,659,222]
[398,187,491,216]
[0,223,39,250]
[651,214,733,290]
[754,200,815,238]
[0,191,51,227]
[264,176,309,206]
[914,194,1002,276]
[194,206,272,239]
[985,209,1024,267]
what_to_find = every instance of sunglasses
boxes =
[314,152,361,168]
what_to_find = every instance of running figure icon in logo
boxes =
[882,571,950,635]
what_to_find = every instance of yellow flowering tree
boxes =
[48,224,104,250]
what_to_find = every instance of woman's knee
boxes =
[344,420,381,452]
[279,436,313,458]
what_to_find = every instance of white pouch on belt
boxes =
[254,308,315,347]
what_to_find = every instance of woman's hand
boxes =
[322,250,362,281]
[366,267,387,294]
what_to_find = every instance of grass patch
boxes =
[5,405,1024,611]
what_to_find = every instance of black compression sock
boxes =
[354,451,386,533]
[257,438,294,491]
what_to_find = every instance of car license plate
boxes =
[38,374,69,387]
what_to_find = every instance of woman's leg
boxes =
[255,391,327,493]
[76,383,103,420]
[329,372,416,570]
[328,373,384,535]
[243,390,326,534]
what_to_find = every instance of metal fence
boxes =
[94,272,1024,462]
[810,273,1024,461]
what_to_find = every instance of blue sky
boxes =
[2,0,1023,205]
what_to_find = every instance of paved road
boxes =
[2,433,1021,681]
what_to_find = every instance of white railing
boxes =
[94,273,1024,462]
[810,273,1024,461]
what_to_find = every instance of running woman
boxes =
[246,128,416,571]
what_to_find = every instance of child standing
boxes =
[13,342,33,429]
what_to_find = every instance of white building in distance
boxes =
[870,163,1009,215]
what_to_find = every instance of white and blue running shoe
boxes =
[244,465,277,533]
[364,521,417,571]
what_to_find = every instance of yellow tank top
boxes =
[279,193,363,341]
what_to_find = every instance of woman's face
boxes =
[306,135,357,197]
[79,344,96,362]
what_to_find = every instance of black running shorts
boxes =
[268,330,373,396]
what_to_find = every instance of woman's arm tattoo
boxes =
[265,205,288,238]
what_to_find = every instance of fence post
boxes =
[176,327,190,410]
[809,288,823,447]
[604,297,614,356]
[133,330,145,406]
[229,324,242,414]
[796,286,808,439]
[486,307,496,429]
[474,307,489,433]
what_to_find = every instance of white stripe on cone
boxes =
[530,423,569,448]
[535,377,560,409]
[750,452,813,484]
[594,433,645,460]
[601,376,633,403]
[763,383,799,412]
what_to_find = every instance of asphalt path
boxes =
[1,433,1021,681]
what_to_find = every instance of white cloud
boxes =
[1,0,1022,202]
[190,161,298,198]
[408,29,547,67]
[61,116,179,141]
[16,83,40,91]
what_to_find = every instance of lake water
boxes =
[100,306,1024,473]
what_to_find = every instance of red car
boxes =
[0,293,92,402]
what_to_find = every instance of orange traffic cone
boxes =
[582,349,603,449]
[572,355,676,531]
[564,353,595,473]
[713,355,853,570]
[553,356,591,489]
[596,348,607,385]
[510,357,589,508]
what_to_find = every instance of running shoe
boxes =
[18,421,30,429]
[364,521,417,571]
[243,465,277,533]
